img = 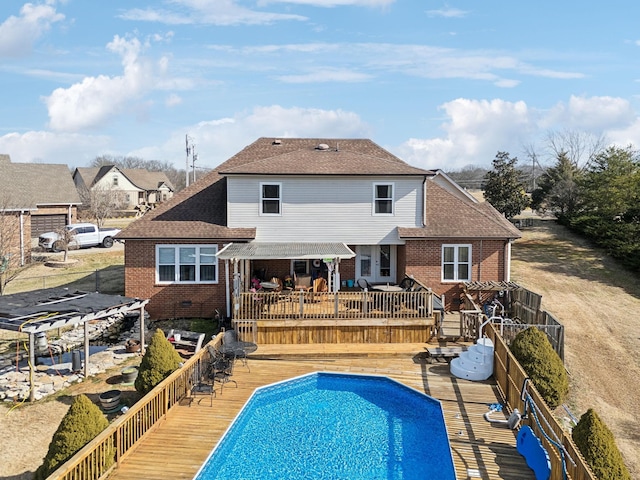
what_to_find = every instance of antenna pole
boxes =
[185,135,191,187]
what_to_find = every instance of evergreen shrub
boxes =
[572,408,631,480]
[35,394,111,479]
[134,328,183,395]
[509,326,568,408]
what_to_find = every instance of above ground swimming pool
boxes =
[194,372,456,480]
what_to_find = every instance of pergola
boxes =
[0,288,148,401]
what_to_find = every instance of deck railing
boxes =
[234,290,433,320]
[46,334,222,480]
[485,323,596,480]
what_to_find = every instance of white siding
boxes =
[227,176,424,244]
[93,169,143,208]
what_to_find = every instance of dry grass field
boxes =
[511,218,640,478]
[0,216,638,478]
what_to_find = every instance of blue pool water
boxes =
[194,372,456,480]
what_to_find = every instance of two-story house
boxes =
[73,165,174,211]
[118,138,520,320]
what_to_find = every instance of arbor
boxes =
[35,394,111,479]
[530,152,582,221]
[483,152,530,220]
[135,328,183,395]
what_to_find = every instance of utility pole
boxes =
[185,135,193,187]
[192,150,198,184]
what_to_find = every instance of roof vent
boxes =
[316,143,330,150]
[272,139,282,145]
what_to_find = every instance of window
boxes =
[442,245,471,282]
[156,245,218,284]
[113,175,119,186]
[373,183,393,215]
[260,183,281,215]
[292,260,309,275]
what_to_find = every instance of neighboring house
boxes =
[118,138,521,319]
[0,154,81,268]
[73,166,174,210]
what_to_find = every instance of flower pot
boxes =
[121,366,139,384]
[99,389,121,411]
[125,339,141,353]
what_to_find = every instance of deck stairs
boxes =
[450,336,495,381]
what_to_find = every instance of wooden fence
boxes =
[485,323,595,480]
[46,334,222,480]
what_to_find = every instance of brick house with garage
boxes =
[117,138,521,320]
[0,154,80,271]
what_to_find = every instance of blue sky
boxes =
[1,0,640,172]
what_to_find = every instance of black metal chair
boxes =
[357,278,373,291]
[220,329,258,372]
[207,346,237,394]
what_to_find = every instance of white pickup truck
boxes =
[38,223,121,252]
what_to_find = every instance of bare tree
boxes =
[53,226,79,262]
[545,129,607,171]
[0,197,22,295]
[79,184,127,227]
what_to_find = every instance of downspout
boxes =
[505,240,512,282]
[477,239,483,281]
[19,210,25,266]
[67,204,72,223]
[422,176,427,227]
[224,259,230,318]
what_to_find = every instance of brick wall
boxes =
[124,240,228,320]
[404,238,507,311]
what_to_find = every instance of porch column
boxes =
[84,321,90,379]
[139,304,146,356]
[28,333,35,402]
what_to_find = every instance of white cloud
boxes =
[0,2,64,57]
[0,130,109,165]
[277,68,372,83]
[397,98,537,170]
[425,7,469,18]
[396,95,640,171]
[546,95,635,132]
[131,105,372,168]
[44,35,171,132]
[260,0,395,6]
[120,0,307,26]
[165,93,183,107]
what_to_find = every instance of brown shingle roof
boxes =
[0,156,81,210]
[219,138,432,176]
[122,169,174,191]
[398,179,522,239]
[117,172,255,240]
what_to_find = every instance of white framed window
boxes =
[156,245,218,284]
[260,182,282,215]
[373,183,394,215]
[113,175,119,186]
[442,244,471,282]
[291,259,309,275]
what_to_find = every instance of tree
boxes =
[509,327,568,409]
[0,196,23,295]
[530,152,582,221]
[545,129,606,171]
[135,328,183,395]
[52,225,80,262]
[78,183,127,227]
[35,394,112,479]
[483,152,530,220]
[572,408,631,480]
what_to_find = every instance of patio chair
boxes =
[357,278,373,291]
[207,345,237,394]
[220,329,258,372]
[399,276,416,291]
[190,364,215,406]
[294,274,313,292]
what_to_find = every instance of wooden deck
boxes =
[108,343,534,480]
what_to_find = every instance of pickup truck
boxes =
[38,223,121,252]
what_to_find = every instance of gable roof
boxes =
[0,155,81,210]
[398,178,522,239]
[219,138,433,176]
[74,166,174,192]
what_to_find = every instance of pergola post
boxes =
[29,332,35,402]
[84,321,90,379]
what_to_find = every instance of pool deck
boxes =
[108,343,534,479]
